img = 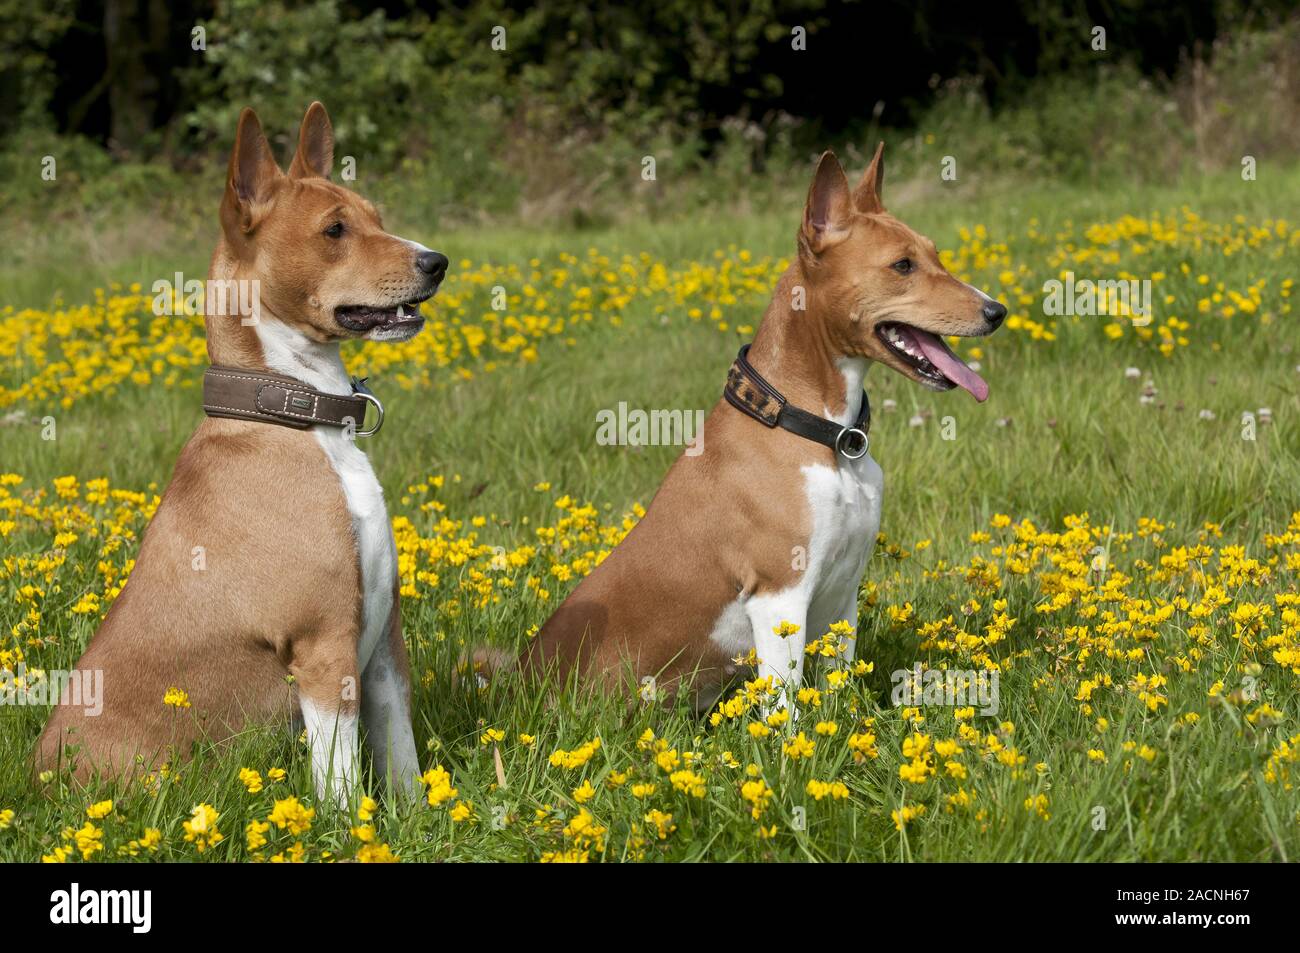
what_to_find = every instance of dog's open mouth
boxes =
[335,294,432,335]
[877,322,989,402]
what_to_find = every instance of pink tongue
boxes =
[912,329,989,402]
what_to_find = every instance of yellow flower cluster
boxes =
[4,213,1293,412]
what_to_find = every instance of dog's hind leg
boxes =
[360,599,421,800]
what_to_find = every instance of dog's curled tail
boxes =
[457,646,517,688]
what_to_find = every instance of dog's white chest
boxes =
[314,429,395,671]
[801,453,883,625]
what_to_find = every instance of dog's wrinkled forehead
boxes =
[287,178,383,229]
[857,213,939,264]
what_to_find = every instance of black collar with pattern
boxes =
[723,344,870,459]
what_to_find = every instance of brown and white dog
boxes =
[513,144,1004,709]
[36,103,445,801]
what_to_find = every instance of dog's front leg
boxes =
[299,696,360,809]
[360,604,421,800]
[747,600,808,714]
[292,647,361,809]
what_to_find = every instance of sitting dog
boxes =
[36,102,447,802]
[514,144,1004,708]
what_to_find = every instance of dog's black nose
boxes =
[416,250,449,281]
[982,300,1007,329]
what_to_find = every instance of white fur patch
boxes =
[299,695,359,806]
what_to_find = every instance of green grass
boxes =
[1,164,1298,862]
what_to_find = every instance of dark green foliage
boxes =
[1,1,1298,222]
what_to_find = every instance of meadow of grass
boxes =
[0,163,1297,862]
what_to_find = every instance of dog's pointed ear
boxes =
[222,107,282,235]
[289,101,334,180]
[852,141,886,214]
[800,151,853,256]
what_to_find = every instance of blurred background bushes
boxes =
[2,0,1298,226]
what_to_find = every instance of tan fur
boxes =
[525,144,999,700]
[36,103,433,784]
[37,421,358,778]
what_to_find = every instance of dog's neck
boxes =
[254,316,350,395]
[745,264,868,428]
[206,247,350,395]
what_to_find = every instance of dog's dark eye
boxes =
[892,258,913,275]
[324,222,344,239]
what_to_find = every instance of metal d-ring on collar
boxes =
[723,344,871,460]
[350,377,384,437]
[835,425,869,459]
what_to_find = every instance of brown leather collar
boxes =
[724,344,871,459]
[202,365,384,436]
